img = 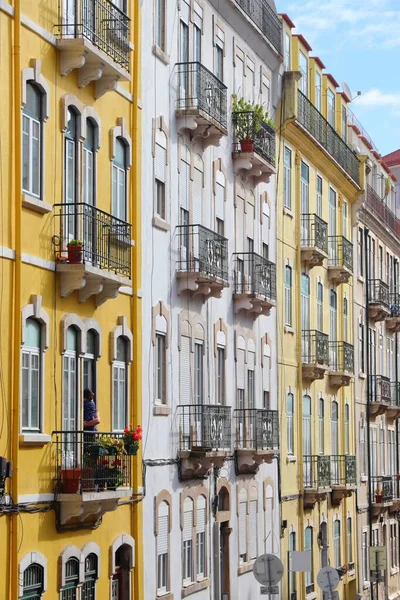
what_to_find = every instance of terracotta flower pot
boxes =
[67,244,83,264]
[375,494,383,504]
[62,468,81,493]
[240,139,254,153]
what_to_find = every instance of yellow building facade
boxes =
[277,16,364,600]
[0,1,142,599]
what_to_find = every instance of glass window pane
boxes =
[26,319,41,347]
[115,138,125,166]
[67,327,77,351]
[25,83,41,118]
[116,337,127,362]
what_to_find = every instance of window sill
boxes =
[22,194,52,214]
[358,275,365,284]
[152,44,170,65]
[391,567,399,576]
[286,455,297,463]
[347,569,356,578]
[360,475,368,483]
[359,372,366,379]
[285,325,295,335]
[19,433,51,446]
[306,593,317,600]
[181,578,209,597]
[157,593,174,600]
[153,405,170,416]
[283,207,294,218]
[363,582,370,590]
[237,561,254,576]
[153,216,170,232]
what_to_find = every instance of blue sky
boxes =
[276,0,400,156]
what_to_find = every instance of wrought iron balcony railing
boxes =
[53,430,133,493]
[366,184,400,237]
[368,375,391,404]
[234,409,279,451]
[233,0,282,54]
[302,330,329,365]
[301,213,328,254]
[297,91,360,185]
[178,405,231,452]
[176,224,229,283]
[175,62,227,130]
[330,455,356,486]
[371,475,394,502]
[389,292,400,317]
[328,236,353,272]
[232,111,276,165]
[368,279,389,306]
[54,203,131,278]
[391,382,400,407]
[233,252,276,300]
[303,455,331,489]
[329,342,354,373]
[56,0,131,70]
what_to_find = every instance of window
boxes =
[83,120,95,207]
[289,532,296,596]
[390,523,398,569]
[284,32,291,69]
[327,89,335,127]
[215,44,223,82]
[112,138,127,221]
[194,342,204,403]
[331,401,339,457]
[22,83,42,198]
[360,422,366,475]
[61,558,79,600]
[182,497,194,583]
[82,553,98,600]
[347,518,353,567]
[358,228,364,277]
[217,347,225,405]
[63,327,78,433]
[344,404,350,455]
[304,527,313,593]
[333,520,341,568]
[287,393,294,455]
[22,319,41,432]
[315,71,322,112]
[299,51,308,96]
[21,564,44,600]
[157,501,169,593]
[155,0,166,50]
[113,337,128,431]
[248,366,255,409]
[261,73,270,108]
[316,175,322,217]
[285,266,292,326]
[155,131,167,220]
[343,297,348,342]
[238,488,248,563]
[359,322,365,373]
[284,147,292,209]
[317,282,323,332]
[371,427,378,476]
[389,429,395,475]
[155,333,166,404]
[380,427,386,475]
[362,531,368,582]
[249,496,258,560]
[319,398,324,454]
[302,396,311,485]
[196,495,206,578]
[83,329,97,393]
[65,108,78,210]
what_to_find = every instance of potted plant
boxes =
[98,435,125,456]
[123,424,142,455]
[232,94,274,153]
[60,451,81,493]
[67,239,84,264]
[337,565,348,578]
[375,488,384,503]
[96,458,125,490]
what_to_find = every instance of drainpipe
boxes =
[131,1,143,597]
[10,1,22,599]
[364,227,374,598]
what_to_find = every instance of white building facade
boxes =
[141,0,283,598]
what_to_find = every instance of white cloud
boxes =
[356,89,400,109]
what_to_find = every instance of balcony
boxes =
[177,405,231,480]
[387,383,400,421]
[386,293,400,333]
[302,330,329,382]
[297,91,360,186]
[366,184,400,239]
[53,203,131,305]
[233,252,276,316]
[300,214,328,268]
[371,475,394,515]
[233,409,279,474]
[232,112,276,184]
[328,342,354,388]
[175,62,227,146]
[303,455,331,509]
[330,455,356,505]
[53,431,133,529]
[55,0,131,98]
[327,236,353,284]
[368,279,390,322]
[368,375,391,417]
[176,224,229,298]
[232,0,282,55]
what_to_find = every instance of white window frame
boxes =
[287,392,294,455]
[112,340,127,432]
[22,107,41,198]
[157,501,169,594]
[333,519,341,568]
[362,530,369,582]
[196,495,207,580]
[284,147,292,210]
[182,497,194,585]
[285,265,292,326]
[217,346,225,405]
[21,319,42,433]
[155,332,167,405]
[155,0,166,51]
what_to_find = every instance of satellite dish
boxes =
[342,81,353,102]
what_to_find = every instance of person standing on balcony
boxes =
[83,388,100,432]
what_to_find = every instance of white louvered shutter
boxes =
[246,203,255,239]
[239,500,247,558]
[263,354,270,392]
[247,351,255,371]
[265,497,273,553]
[180,0,190,23]
[236,196,244,252]
[183,500,193,542]
[197,495,206,534]
[180,160,190,210]
[237,349,245,391]
[155,144,166,183]
[180,336,191,406]
[249,500,258,559]
[193,167,202,261]
[158,502,169,555]
[216,182,224,220]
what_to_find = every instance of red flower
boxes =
[133,432,141,441]
[114,459,122,467]
[100,459,108,467]
[124,428,129,434]
[136,426,142,433]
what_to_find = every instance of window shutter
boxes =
[180,0,190,23]
[263,355,270,391]
[247,351,255,371]
[236,196,244,252]
[216,182,224,220]
[155,144,166,183]
[183,502,193,542]
[193,167,202,225]
[265,497,273,553]
[237,349,245,389]
[180,160,190,210]
[249,500,258,559]
[239,500,247,556]
[157,503,169,555]
[180,336,191,405]
[197,495,206,534]
[246,203,255,239]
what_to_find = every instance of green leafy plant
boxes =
[98,435,126,455]
[67,239,84,246]
[232,94,275,141]
[123,424,142,454]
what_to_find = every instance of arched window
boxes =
[331,400,339,483]
[65,108,78,206]
[22,83,42,198]
[347,517,353,568]
[113,337,128,431]
[112,137,127,221]
[286,392,294,455]
[61,558,79,600]
[63,326,78,433]
[319,398,324,454]
[238,488,247,564]
[182,497,194,584]
[196,495,207,577]
[157,500,170,594]
[82,553,98,598]
[83,120,95,206]
[304,526,314,593]
[333,519,341,568]
[22,318,41,432]
[155,315,167,406]
[344,403,350,455]
[83,329,97,393]
[302,395,312,485]
[21,563,44,600]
